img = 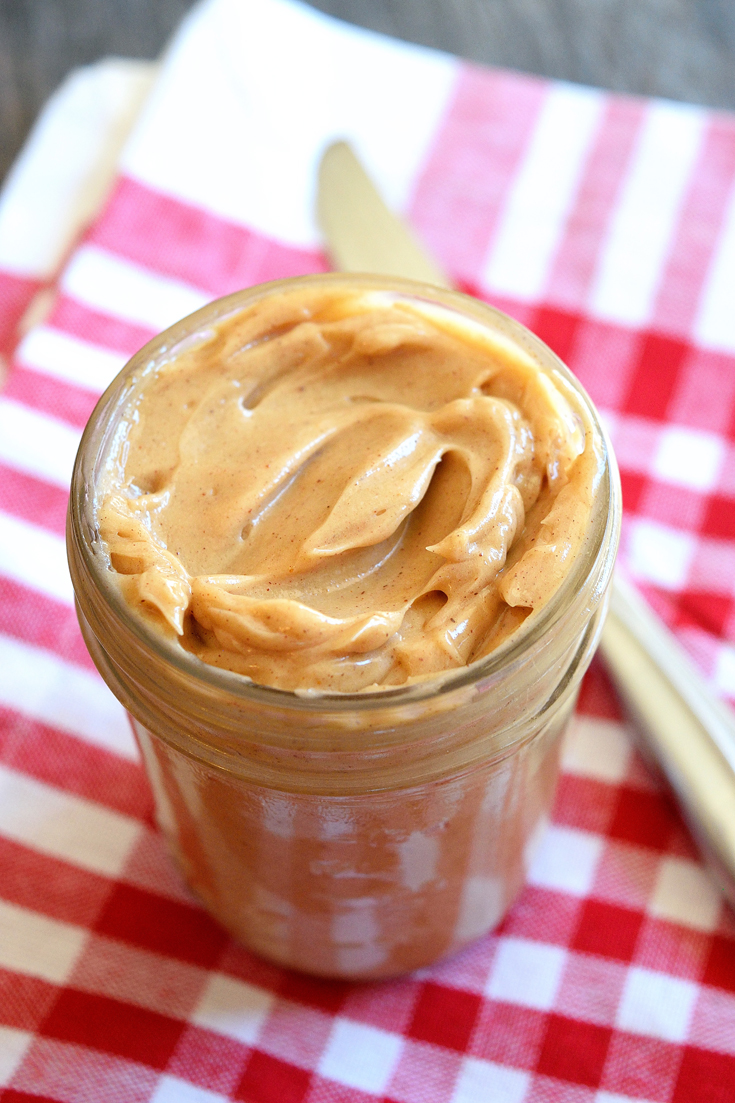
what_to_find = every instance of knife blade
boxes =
[317,141,450,288]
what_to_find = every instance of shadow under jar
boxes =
[68,274,621,979]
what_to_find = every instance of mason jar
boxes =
[67,275,621,979]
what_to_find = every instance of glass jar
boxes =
[68,275,621,979]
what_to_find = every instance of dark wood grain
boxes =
[0,0,196,182]
[2,0,735,184]
[311,0,735,107]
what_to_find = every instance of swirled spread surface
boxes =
[98,285,603,691]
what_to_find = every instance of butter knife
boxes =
[317,140,735,907]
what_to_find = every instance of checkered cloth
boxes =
[2,0,735,1099]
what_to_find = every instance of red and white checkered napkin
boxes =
[2,0,735,1099]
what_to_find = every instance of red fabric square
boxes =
[168,1024,251,1097]
[601,1031,682,1100]
[635,916,711,980]
[309,1084,376,1103]
[279,973,350,1014]
[667,347,735,437]
[49,293,156,356]
[0,837,111,930]
[407,982,481,1052]
[576,661,623,721]
[499,885,584,946]
[729,396,735,443]
[554,952,628,1027]
[674,1046,735,1103]
[567,317,641,412]
[619,470,647,514]
[40,989,184,1068]
[470,1002,547,1069]
[0,968,59,1032]
[536,1014,612,1088]
[0,465,70,541]
[553,774,620,836]
[94,883,228,968]
[623,332,688,420]
[572,900,643,962]
[2,365,98,431]
[0,1093,61,1103]
[387,1037,463,1103]
[639,481,707,533]
[255,1001,334,1072]
[7,719,150,822]
[341,980,421,1035]
[235,1050,312,1103]
[607,787,678,851]
[0,271,42,356]
[91,175,326,298]
[703,934,735,993]
[703,494,735,540]
[11,1036,160,1103]
[674,591,733,639]
[530,304,581,365]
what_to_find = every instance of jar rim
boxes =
[68,272,621,716]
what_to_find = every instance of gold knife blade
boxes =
[316,141,450,289]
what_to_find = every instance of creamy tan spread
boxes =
[98,284,603,692]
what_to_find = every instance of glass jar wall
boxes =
[68,275,620,978]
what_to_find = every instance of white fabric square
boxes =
[318,1017,403,1094]
[0,763,140,876]
[627,519,695,590]
[0,395,81,492]
[526,824,603,896]
[0,58,155,278]
[608,414,660,476]
[0,510,71,607]
[562,716,632,783]
[486,936,566,1011]
[715,644,735,698]
[650,857,721,932]
[192,974,274,1045]
[590,99,704,327]
[18,326,128,394]
[616,966,698,1042]
[652,426,724,492]
[452,1056,529,1103]
[0,899,86,985]
[0,1027,32,1087]
[0,637,137,762]
[150,1076,230,1103]
[62,244,210,332]
[482,81,602,301]
[122,0,456,248]
[598,407,620,444]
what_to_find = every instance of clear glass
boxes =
[68,275,621,979]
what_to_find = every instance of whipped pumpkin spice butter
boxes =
[98,282,599,691]
[69,275,620,977]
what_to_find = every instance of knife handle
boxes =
[600,574,735,907]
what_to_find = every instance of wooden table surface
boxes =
[2,0,735,185]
